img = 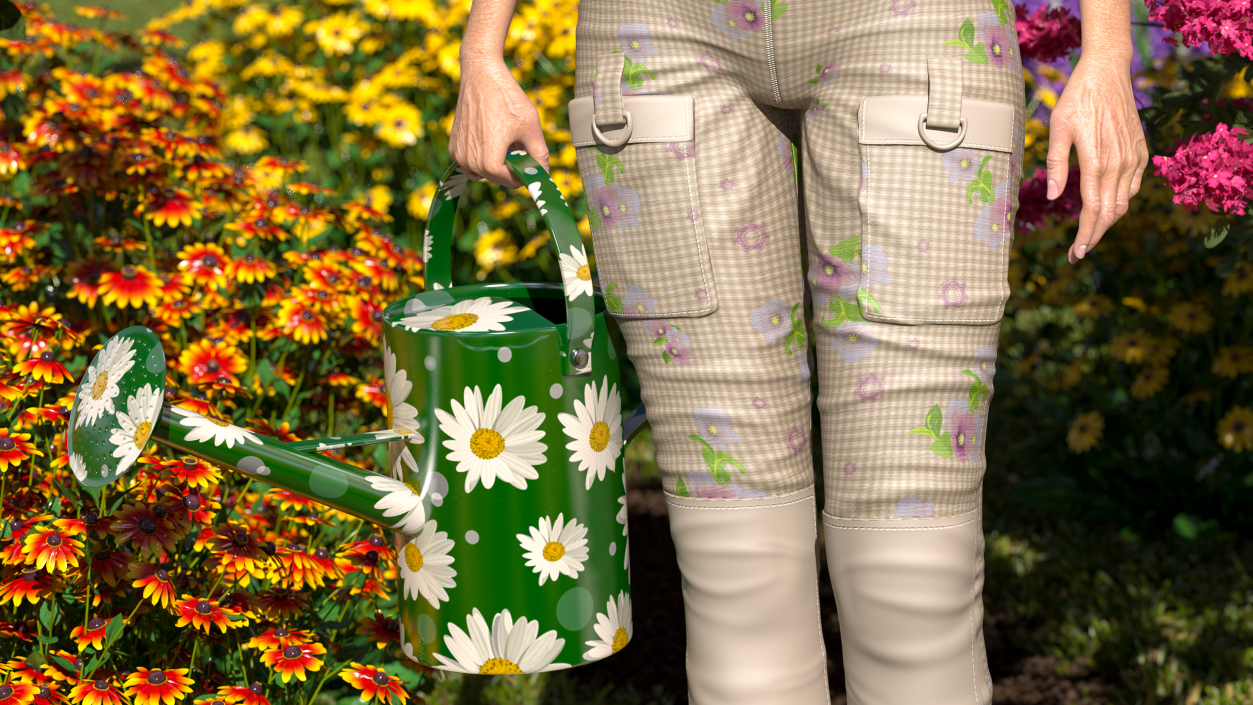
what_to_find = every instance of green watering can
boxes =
[66,153,644,673]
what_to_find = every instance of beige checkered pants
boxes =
[576,0,1025,519]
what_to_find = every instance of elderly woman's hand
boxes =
[1045,32,1149,265]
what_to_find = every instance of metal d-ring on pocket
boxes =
[917,114,967,152]
[591,111,633,148]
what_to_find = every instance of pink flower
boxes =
[1014,3,1082,62]
[855,373,884,403]
[734,221,770,252]
[1017,165,1083,227]
[1147,0,1253,59]
[842,461,857,475]
[1153,123,1253,215]
[939,278,969,308]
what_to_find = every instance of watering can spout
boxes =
[65,326,424,538]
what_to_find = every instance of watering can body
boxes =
[65,154,637,674]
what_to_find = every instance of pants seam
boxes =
[665,486,815,510]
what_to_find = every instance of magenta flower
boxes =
[711,0,765,41]
[842,461,857,476]
[720,178,736,190]
[751,396,767,409]
[817,61,840,85]
[855,373,884,403]
[807,249,858,301]
[939,278,969,308]
[694,287,708,299]
[642,319,672,339]
[786,426,807,454]
[1148,0,1253,59]
[666,138,697,161]
[1014,3,1082,62]
[664,330,693,365]
[946,400,982,463]
[1016,165,1082,228]
[977,12,1016,68]
[734,221,770,252]
[1153,123,1253,215]
[890,0,917,16]
[589,182,641,229]
[698,51,726,74]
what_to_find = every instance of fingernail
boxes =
[1047,180,1059,200]
[1076,245,1086,259]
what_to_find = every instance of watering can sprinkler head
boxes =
[66,325,427,538]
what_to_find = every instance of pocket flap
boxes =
[570,95,694,147]
[859,96,1014,152]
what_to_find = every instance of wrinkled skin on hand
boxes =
[1045,55,1149,265]
[448,55,550,188]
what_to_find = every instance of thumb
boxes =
[1045,119,1074,200]
[519,125,551,173]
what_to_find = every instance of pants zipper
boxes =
[763,0,781,103]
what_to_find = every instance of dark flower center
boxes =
[147,670,167,685]
[206,360,220,373]
[40,351,54,361]
[182,495,201,511]
[202,255,218,268]
[314,547,328,559]
[0,437,14,451]
[384,619,399,631]
[0,685,12,699]
[217,376,231,385]
[84,511,99,525]
[93,681,109,691]
[234,531,250,545]
[88,617,105,630]
[155,568,169,581]
[368,535,385,547]
[46,534,61,547]
[372,672,389,686]
[196,600,212,614]
[301,311,314,321]
[138,517,157,534]
[283,645,302,659]
[122,266,137,279]
[264,541,277,555]
[152,505,167,519]
[364,550,379,564]
[249,682,264,694]
[274,628,288,637]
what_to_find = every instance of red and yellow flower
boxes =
[177,243,230,290]
[355,610,401,649]
[110,503,179,557]
[339,663,408,704]
[13,350,73,384]
[69,677,126,705]
[22,525,83,573]
[215,683,270,705]
[0,680,36,705]
[174,595,244,633]
[98,265,163,309]
[177,339,247,386]
[70,616,111,651]
[244,626,313,651]
[128,563,177,608]
[260,642,325,683]
[0,567,61,607]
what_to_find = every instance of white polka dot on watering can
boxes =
[609,541,617,556]
[465,530,479,545]
[424,355,436,371]
[431,492,443,507]
[497,347,512,363]
[549,383,563,399]
[524,167,537,174]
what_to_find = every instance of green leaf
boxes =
[653,337,666,346]
[603,283,621,313]
[930,433,954,458]
[808,77,820,84]
[587,202,602,229]
[676,477,689,497]
[909,425,936,437]
[103,614,125,645]
[1217,252,1241,278]
[990,0,1013,25]
[256,359,274,386]
[50,654,77,674]
[964,45,989,64]
[39,601,54,630]
[24,652,45,669]
[958,17,976,46]
[925,403,944,437]
[829,236,861,262]
[0,0,24,41]
[37,635,58,644]
[699,445,716,473]
[1205,222,1230,249]
[771,1,788,19]
[784,330,807,355]
[943,38,971,48]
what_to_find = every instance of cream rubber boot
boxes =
[666,486,830,705]
[823,510,993,705]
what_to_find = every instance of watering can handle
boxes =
[423,153,595,378]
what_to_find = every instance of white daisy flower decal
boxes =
[172,407,263,449]
[396,297,530,334]
[108,384,162,470]
[617,473,630,574]
[583,591,633,661]
[435,384,547,493]
[441,171,470,201]
[517,513,590,586]
[399,519,457,607]
[363,473,426,535]
[75,335,137,428]
[70,453,87,482]
[382,337,422,441]
[422,228,433,263]
[558,245,594,300]
[558,377,623,490]
[434,608,571,674]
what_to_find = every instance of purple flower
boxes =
[684,472,769,499]
[687,209,700,222]
[786,426,807,454]
[641,319,672,339]
[974,180,1013,251]
[710,0,764,41]
[720,104,734,114]
[698,51,726,73]
[751,396,767,409]
[592,79,601,107]
[666,137,697,160]
[720,178,735,190]
[750,298,792,342]
[946,400,982,463]
[854,244,892,287]
[694,287,708,299]
[778,135,794,173]
[734,221,770,252]
[978,12,1015,68]
[826,26,839,37]
[805,100,826,122]
[938,278,969,308]
[908,338,921,350]
[831,322,878,363]
[894,497,935,518]
[842,461,857,475]
[667,17,678,28]
[855,373,884,403]
[890,0,917,15]
[941,148,981,183]
[664,329,693,365]
[808,252,857,295]
[588,179,642,229]
[619,23,658,61]
[818,61,840,85]
[621,284,658,317]
[916,239,930,253]
[694,407,741,450]
[973,345,996,386]
[879,63,892,73]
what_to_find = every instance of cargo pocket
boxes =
[852,57,1017,325]
[571,51,716,320]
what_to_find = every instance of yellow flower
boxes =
[1212,345,1253,379]
[187,39,227,80]
[265,6,306,38]
[225,126,269,155]
[374,100,424,147]
[1109,330,1152,364]
[304,12,370,57]
[550,169,583,200]
[1057,357,1086,390]
[221,95,258,132]
[1216,405,1253,453]
[406,181,437,221]
[437,40,462,82]
[1067,411,1104,454]
[1143,335,1180,367]
[1129,365,1169,400]
[474,229,518,274]
[1222,260,1253,297]
[1166,301,1214,335]
[1072,294,1115,320]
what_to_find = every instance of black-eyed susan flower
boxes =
[0,428,39,471]
[177,243,230,290]
[1130,365,1170,400]
[1108,331,1152,365]
[216,682,269,705]
[0,221,36,262]
[1212,345,1253,379]
[355,610,401,649]
[339,663,407,704]
[207,523,267,575]
[174,595,242,633]
[253,588,307,620]
[13,350,73,384]
[0,681,38,705]
[225,254,276,285]
[244,627,313,651]
[260,642,325,683]
[89,550,130,587]
[69,677,125,705]
[177,339,247,386]
[1217,405,1253,453]
[277,300,329,345]
[0,567,61,606]
[70,616,111,651]
[128,563,177,608]
[22,526,83,573]
[65,258,111,309]
[98,265,162,309]
[1066,411,1104,454]
[111,503,178,557]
